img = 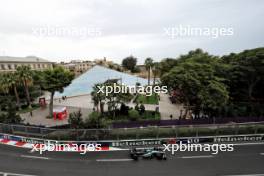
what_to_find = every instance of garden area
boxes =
[134,94,159,105]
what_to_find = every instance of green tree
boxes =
[16,65,33,108]
[0,73,9,94]
[91,83,106,114]
[220,48,264,117]
[3,73,21,109]
[223,49,264,102]
[105,83,132,118]
[40,66,74,118]
[144,57,153,85]
[161,49,229,118]
[159,58,178,77]
[122,56,137,72]
[91,83,133,119]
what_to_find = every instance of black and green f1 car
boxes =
[130,147,167,160]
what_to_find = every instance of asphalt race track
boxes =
[0,143,264,176]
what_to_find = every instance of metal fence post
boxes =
[235,124,239,135]
[156,126,159,139]
[40,128,43,138]
[10,124,14,134]
[136,127,140,139]
[175,126,178,138]
[254,124,258,134]
[25,126,29,137]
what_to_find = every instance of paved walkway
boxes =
[52,93,182,120]
[21,93,182,127]
[158,93,183,120]
[20,105,92,127]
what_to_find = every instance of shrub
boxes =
[120,103,129,115]
[2,101,22,124]
[139,104,145,115]
[85,111,101,128]
[68,110,84,129]
[89,111,100,123]
[0,112,6,123]
[135,103,140,111]
[128,109,140,121]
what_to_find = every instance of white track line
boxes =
[233,142,264,146]
[96,158,133,162]
[222,174,264,176]
[0,171,37,176]
[179,155,214,159]
[260,153,264,155]
[20,155,49,160]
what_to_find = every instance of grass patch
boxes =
[135,94,159,105]
[18,104,40,113]
[140,110,160,120]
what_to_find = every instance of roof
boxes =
[104,78,121,84]
[0,56,52,63]
[55,65,148,97]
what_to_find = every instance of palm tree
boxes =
[91,91,100,112]
[0,73,9,94]
[144,57,153,85]
[152,62,161,85]
[4,73,21,109]
[91,83,106,114]
[16,65,33,108]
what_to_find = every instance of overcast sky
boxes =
[0,0,263,64]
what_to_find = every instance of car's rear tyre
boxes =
[131,154,138,160]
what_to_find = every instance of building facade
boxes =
[60,60,94,76]
[0,56,53,72]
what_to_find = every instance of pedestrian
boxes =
[30,110,33,117]
[170,114,173,120]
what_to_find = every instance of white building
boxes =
[0,56,53,72]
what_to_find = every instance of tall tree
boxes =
[152,62,161,85]
[226,51,264,102]
[161,50,229,118]
[16,65,33,108]
[122,56,137,72]
[159,58,178,77]
[0,73,9,95]
[40,66,74,118]
[144,57,153,85]
[91,83,106,114]
[4,73,21,109]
